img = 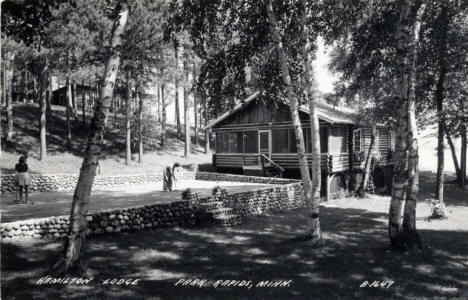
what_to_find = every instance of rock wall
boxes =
[1,171,297,194]
[1,201,196,240]
[1,182,305,240]
[219,184,305,216]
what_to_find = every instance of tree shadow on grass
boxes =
[418,171,468,207]
[2,205,468,300]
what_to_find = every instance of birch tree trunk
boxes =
[82,80,86,126]
[5,56,14,142]
[358,124,377,197]
[193,63,198,146]
[161,68,167,148]
[39,62,48,161]
[174,42,182,140]
[157,83,161,123]
[138,84,144,164]
[389,0,425,249]
[389,0,413,248]
[66,75,72,150]
[125,78,131,165]
[267,0,317,243]
[184,50,191,158]
[402,3,425,245]
[113,94,117,127]
[300,0,322,245]
[46,72,52,114]
[434,3,447,201]
[51,2,129,275]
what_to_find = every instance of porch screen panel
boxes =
[288,129,297,153]
[228,132,237,153]
[244,131,258,153]
[216,132,229,153]
[216,133,222,152]
[222,133,229,153]
[237,132,244,153]
[320,127,328,153]
[303,128,312,153]
[272,129,289,153]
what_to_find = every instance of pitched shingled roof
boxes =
[203,92,357,129]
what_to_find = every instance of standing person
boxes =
[172,163,181,191]
[163,166,173,191]
[15,156,33,204]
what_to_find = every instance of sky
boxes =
[313,36,337,94]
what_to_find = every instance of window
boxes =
[353,129,361,153]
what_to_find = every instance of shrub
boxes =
[427,198,448,220]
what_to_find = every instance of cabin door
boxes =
[258,130,271,163]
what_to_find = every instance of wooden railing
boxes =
[260,154,285,172]
[242,153,284,177]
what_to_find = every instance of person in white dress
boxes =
[172,163,181,191]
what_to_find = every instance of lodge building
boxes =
[204,92,395,200]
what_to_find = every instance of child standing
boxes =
[163,166,173,191]
[15,156,33,204]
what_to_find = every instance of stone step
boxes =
[213,214,242,226]
[198,201,224,210]
[207,207,233,216]
[198,197,221,204]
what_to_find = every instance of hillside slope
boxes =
[1,104,212,175]
[1,104,462,176]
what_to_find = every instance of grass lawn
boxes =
[2,173,467,300]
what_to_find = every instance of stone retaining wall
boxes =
[1,201,196,240]
[219,184,305,216]
[1,182,304,240]
[1,171,296,194]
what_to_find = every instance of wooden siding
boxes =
[352,127,395,169]
[214,153,350,173]
[215,100,313,128]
